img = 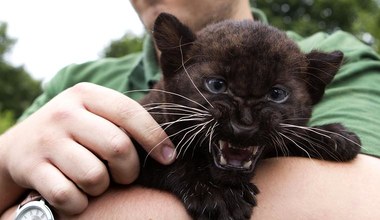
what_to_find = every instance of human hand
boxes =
[0,82,175,215]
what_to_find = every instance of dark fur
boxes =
[135,13,361,220]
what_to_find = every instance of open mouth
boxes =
[212,140,264,172]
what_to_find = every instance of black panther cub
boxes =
[135,13,361,220]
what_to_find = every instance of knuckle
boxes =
[49,108,74,122]
[108,132,133,158]
[49,183,73,206]
[81,166,108,189]
[124,169,140,185]
[63,82,94,102]
[69,82,93,94]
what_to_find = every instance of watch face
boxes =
[15,201,54,220]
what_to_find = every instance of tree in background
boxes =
[0,22,15,60]
[251,0,380,50]
[101,32,143,58]
[0,22,42,133]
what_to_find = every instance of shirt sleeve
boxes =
[18,53,145,121]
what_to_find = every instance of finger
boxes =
[67,109,140,184]
[30,163,88,215]
[49,139,110,195]
[69,83,176,164]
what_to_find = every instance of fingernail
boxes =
[161,144,176,162]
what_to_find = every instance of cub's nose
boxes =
[230,121,257,139]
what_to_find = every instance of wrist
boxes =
[0,133,26,214]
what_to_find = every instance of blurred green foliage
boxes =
[0,110,15,133]
[251,0,380,50]
[101,32,143,58]
[0,22,42,133]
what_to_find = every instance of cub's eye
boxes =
[204,78,227,94]
[268,87,289,103]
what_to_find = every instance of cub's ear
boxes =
[306,50,344,104]
[153,13,196,73]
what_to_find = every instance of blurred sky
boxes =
[0,0,144,81]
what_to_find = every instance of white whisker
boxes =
[210,122,219,153]
[280,123,332,139]
[144,102,210,114]
[283,128,342,161]
[124,88,209,110]
[279,132,312,160]
[143,122,202,165]
[270,131,289,157]
[280,123,363,150]
[179,36,214,108]
[304,125,362,149]
[281,128,328,160]
[183,120,214,158]
[176,123,208,158]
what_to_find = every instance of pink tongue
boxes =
[222,147,251,163]
[228,159,243,166]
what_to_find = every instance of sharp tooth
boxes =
[220,155,227,165]
[219,140,226,149]
[229,144,240,150]
[243,160,252,169]
[252,146,259,155]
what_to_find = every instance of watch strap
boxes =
[19,190,43,208]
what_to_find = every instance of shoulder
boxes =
[288,30,379,60]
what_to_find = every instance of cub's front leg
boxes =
[170,180,258,220]
[288,123,361,161]
[221,183,258,220]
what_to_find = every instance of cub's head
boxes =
[150,13,343,180]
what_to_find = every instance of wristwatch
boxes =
[14,191,54,220]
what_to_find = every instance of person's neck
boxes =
[231,0,254,21]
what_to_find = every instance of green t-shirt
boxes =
[20,9,380,157]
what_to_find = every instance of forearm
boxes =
[253,154,380,219]
[57,186,192,220]
[4,154,380,219]
[0,186,189,220]
[55,155,380,219]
